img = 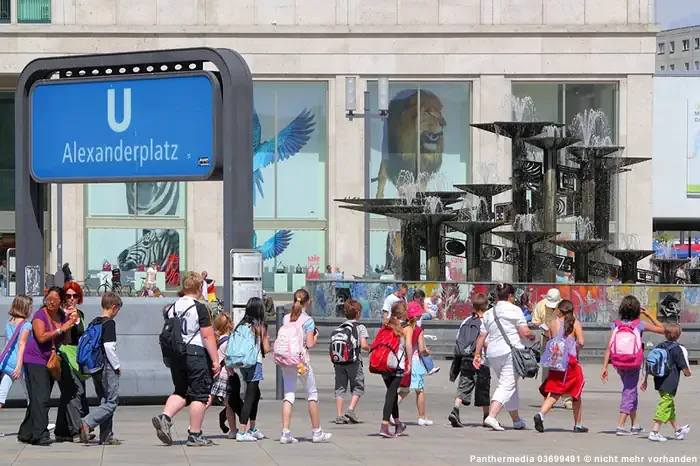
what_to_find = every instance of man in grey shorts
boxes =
[332,300,371,424]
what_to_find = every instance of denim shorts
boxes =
[240,362,264,383]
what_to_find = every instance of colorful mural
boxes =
[307,280,700,324]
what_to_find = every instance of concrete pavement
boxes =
[0,358,698,466]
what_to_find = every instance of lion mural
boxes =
[375,89,447,199]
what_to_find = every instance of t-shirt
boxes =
[166,296,212,348]
[424,298,441,318]
[91,317,117,344]
[653,341,689,396]
[23,309,67,366]
[344,320,369,354]
[0,319,33,374]
[201,281,208,299]
[532,299,557,326]
[480,301,527,359]
[216,334,235,380]
[146,267,157,283]
[382,293,405,316]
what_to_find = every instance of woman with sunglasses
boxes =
[54,282,90,442]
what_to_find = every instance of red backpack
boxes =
[369,325,405,375]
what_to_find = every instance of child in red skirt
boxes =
[533,299,587,433]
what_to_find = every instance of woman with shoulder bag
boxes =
[18,286,78,446]
[473,284,535,432]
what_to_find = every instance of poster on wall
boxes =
[687,100,700,195]
[87,182,185,216]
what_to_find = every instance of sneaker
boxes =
[152,414,173,445]
[513,419,527,430]
[280,431,299,444]
[616,427,633,436]
[533,414,544,433]
[227,431,237,440]
[312,429,332,443]
[428,367,441,376]
[344,409,361,424]
[574,425,589,433]
[648,431,668,442]
[187,432,214,447]
[394,421,407,436]
[417,418,434,426]
[99,435,122,446]
[335,416,348,424]
[631,425,645,434]
[79,420,90,444]
[675,425,690,440]
[47,423,55,432]
[484,416,505,431]
[448,410,463,428]
[249,428,265,440]
[379,423,396,438]
[219,409,229,434]
[564,399,573,410]
[236,431,257,442]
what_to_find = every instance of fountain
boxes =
[493,213,559,282]
[606,233,654,283]
[550,216,612,283]
[650,241,689,284]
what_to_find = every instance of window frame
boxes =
[683,39,690,52]
[658,43,665,55]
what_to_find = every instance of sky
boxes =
[657,0,700,30]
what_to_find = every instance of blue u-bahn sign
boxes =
[30,72,220,182]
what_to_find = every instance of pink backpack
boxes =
[273,315,311,367]
[609,319,643,369]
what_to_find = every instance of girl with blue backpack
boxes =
[228,297,269,442]
[534,300,586,433]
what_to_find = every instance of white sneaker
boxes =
[249,429,265,440]
[47,423,55,432]
[417,418,434,426]
[235,432,257,442]
[513,419,527,430]
[675,425,690,440]
[648,432,668,442]
[428,367,441,376]
[280,431,298,444]
[484,416,505,431]
[312,430,332,443]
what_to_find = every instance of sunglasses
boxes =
[66,293,79,300]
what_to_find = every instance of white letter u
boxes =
[107,88,132,133]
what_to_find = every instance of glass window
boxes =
[695,38,699,49]
[686,62,691,71]
[695,62,699,71]
[661,65,666,71]
[670,64,676,70]
[0,92,14,212]
[253,82,327,220]
[17,0,50,23]
[254,229,325,292]
[658,43,665,54]
[670,41,675,53]
[683,39,690,51]
[86,227,185,290]
[365,82,472,201]
[86,182,185,217]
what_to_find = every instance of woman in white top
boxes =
[473,284,535,431]
[423,289,444,320]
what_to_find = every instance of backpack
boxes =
[329,322,360,365]
[455,316,481,359]
[273,315,310,367]
[646,342,679,377]
[159,303,198,367]
[77,320,105,375]
[609,319,644,369]
[369,326,404,375]
[540,327,570,372]
[226,325,258,369]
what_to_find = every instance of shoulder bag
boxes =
[0,319,25,367]
[43,310,62,379]
[493,309,539,379]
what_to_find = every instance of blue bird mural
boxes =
[253,108,316,206]
[254,230,294,261]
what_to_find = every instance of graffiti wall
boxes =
[307,280,700,324]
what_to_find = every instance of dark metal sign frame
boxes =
[15,47,253,310]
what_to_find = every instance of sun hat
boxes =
[544,288,562,308]
[407,301,424,319]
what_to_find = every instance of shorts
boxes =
[210,375,232,399]
[399,370,425,393]
[334,361,365,398]
[170,348,213,405]
[240,363,264,383]
[654,391,676,423]
[456,365,491,407]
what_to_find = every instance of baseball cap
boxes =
[544,288,561,308]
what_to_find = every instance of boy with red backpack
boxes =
[601,296,665,436]
[330,300,370,424]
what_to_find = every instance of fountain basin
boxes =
[551,239,613,254]
[567,146,624,162]
[606,249,655,263]
[494,231,560,245]
[470,122,563,140]
[453,184,512,198]
[444,221,504,236]
[521,136,581,152]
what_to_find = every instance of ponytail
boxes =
[291,288,310,322]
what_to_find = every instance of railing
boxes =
[17,0,50,23]
[0,0,10,23]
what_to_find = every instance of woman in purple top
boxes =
[17,286,78,446]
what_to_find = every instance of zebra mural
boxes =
[118,229,180,271]
[125,182,180,216]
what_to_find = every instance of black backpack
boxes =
[159,303,197,367]
[329,322,360,365]
[455,315,482,359]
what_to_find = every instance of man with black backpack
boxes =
[448,294,491,428]
[330,300,370,424]
[153,272,220,447]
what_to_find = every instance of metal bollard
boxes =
[275,305,284,400]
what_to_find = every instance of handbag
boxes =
[43,310,62,379]
[493,309,539,379]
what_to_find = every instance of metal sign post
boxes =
[15,48,254,307]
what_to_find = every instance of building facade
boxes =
[0,0,657,292]
[656,25,700,72]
